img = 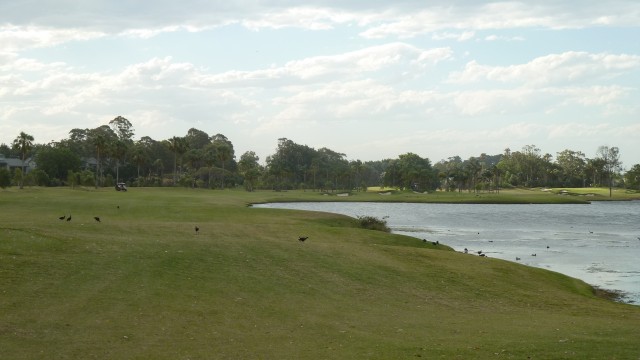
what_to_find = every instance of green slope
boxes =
[1,187,638,359]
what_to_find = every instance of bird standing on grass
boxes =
[298,236,308,242]
[94,217,101,222]
[58,215,66,220]
[66,215,71,222]
[195,226,199,235]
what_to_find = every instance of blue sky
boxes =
[1,1,639,167]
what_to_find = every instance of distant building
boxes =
[0,154,36,173]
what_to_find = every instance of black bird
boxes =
[66,215,71,222]
[479,253,486,257]
[531,253,537,257]
[431,241,437,245]
[58,215,66,220]
[516,257,521,261]
[94,217,101,222]
[546,245,550,249]
[195,226,199,234]
[477,250,482,255]
[464,248,468,254]
[298,236,308,242]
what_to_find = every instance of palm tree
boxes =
[165,136,188,185]
[12,131,34,189]
[130,142,149,180]
[90,132,107,188]
[112,139,128,184]
[215,143,232,189]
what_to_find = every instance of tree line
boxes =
[2,116,639,194]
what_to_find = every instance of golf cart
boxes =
[115,182,128,191]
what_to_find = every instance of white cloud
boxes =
[484,34,525,42]
[359,2,640,38]
[195,43,450,87]
[0,24,104,52]
[432,31,475,42]
[448,52,640,85]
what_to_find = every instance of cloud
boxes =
[484,34,525,42]
[432,31,475,42]
[359,2,640,39]
[195,43,451,87]
[0,24,104,53]
[2,1,638,44]
[448,52,640,85]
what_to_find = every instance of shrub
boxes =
[0,168,10,188]
[356,215,390,232]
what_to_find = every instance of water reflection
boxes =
[255,201,640,304]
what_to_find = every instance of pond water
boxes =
[254,201,640,304]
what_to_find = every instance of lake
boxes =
[254,201,640,304]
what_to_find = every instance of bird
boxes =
[422,239,427,243]
[531,253,537,257]
[195,226,199,234]
[94,217,101,222]
[516,257,521,261]
[477,250,483,255]
[464,248,468,254]
[546,245,550,249]
[431,241,437,245]
[298,236,308,242]
[66,215,71,222]
[58,215,66,220]
[479,253,486,257]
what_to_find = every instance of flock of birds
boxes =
[60,212,310,244]
[58,214,100,222]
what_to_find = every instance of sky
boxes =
[1,1,639,167]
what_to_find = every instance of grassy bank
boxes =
[1,187,639,359]
[256,186,640,204]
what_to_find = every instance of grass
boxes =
[1,187,639,359]
[258,186,640,204]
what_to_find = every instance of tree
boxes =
[212,135,233,189]
[35,146,82,182]
[12,131,34,189]
[109,116,134,184]
[391,153,438,192]
[112,139,128,184]
[185,128,210,150]
[109,116,135,142]
[238,151,262,191]
[624,164,640,190]
[0,167,10,188]
[88,125,117,188]
[556,149,586,187]
[165,136,189,185]
[596,146,622,197]
[130,141,150,180]
[584,157,606,187]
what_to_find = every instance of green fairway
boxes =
[1,187,639,359]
